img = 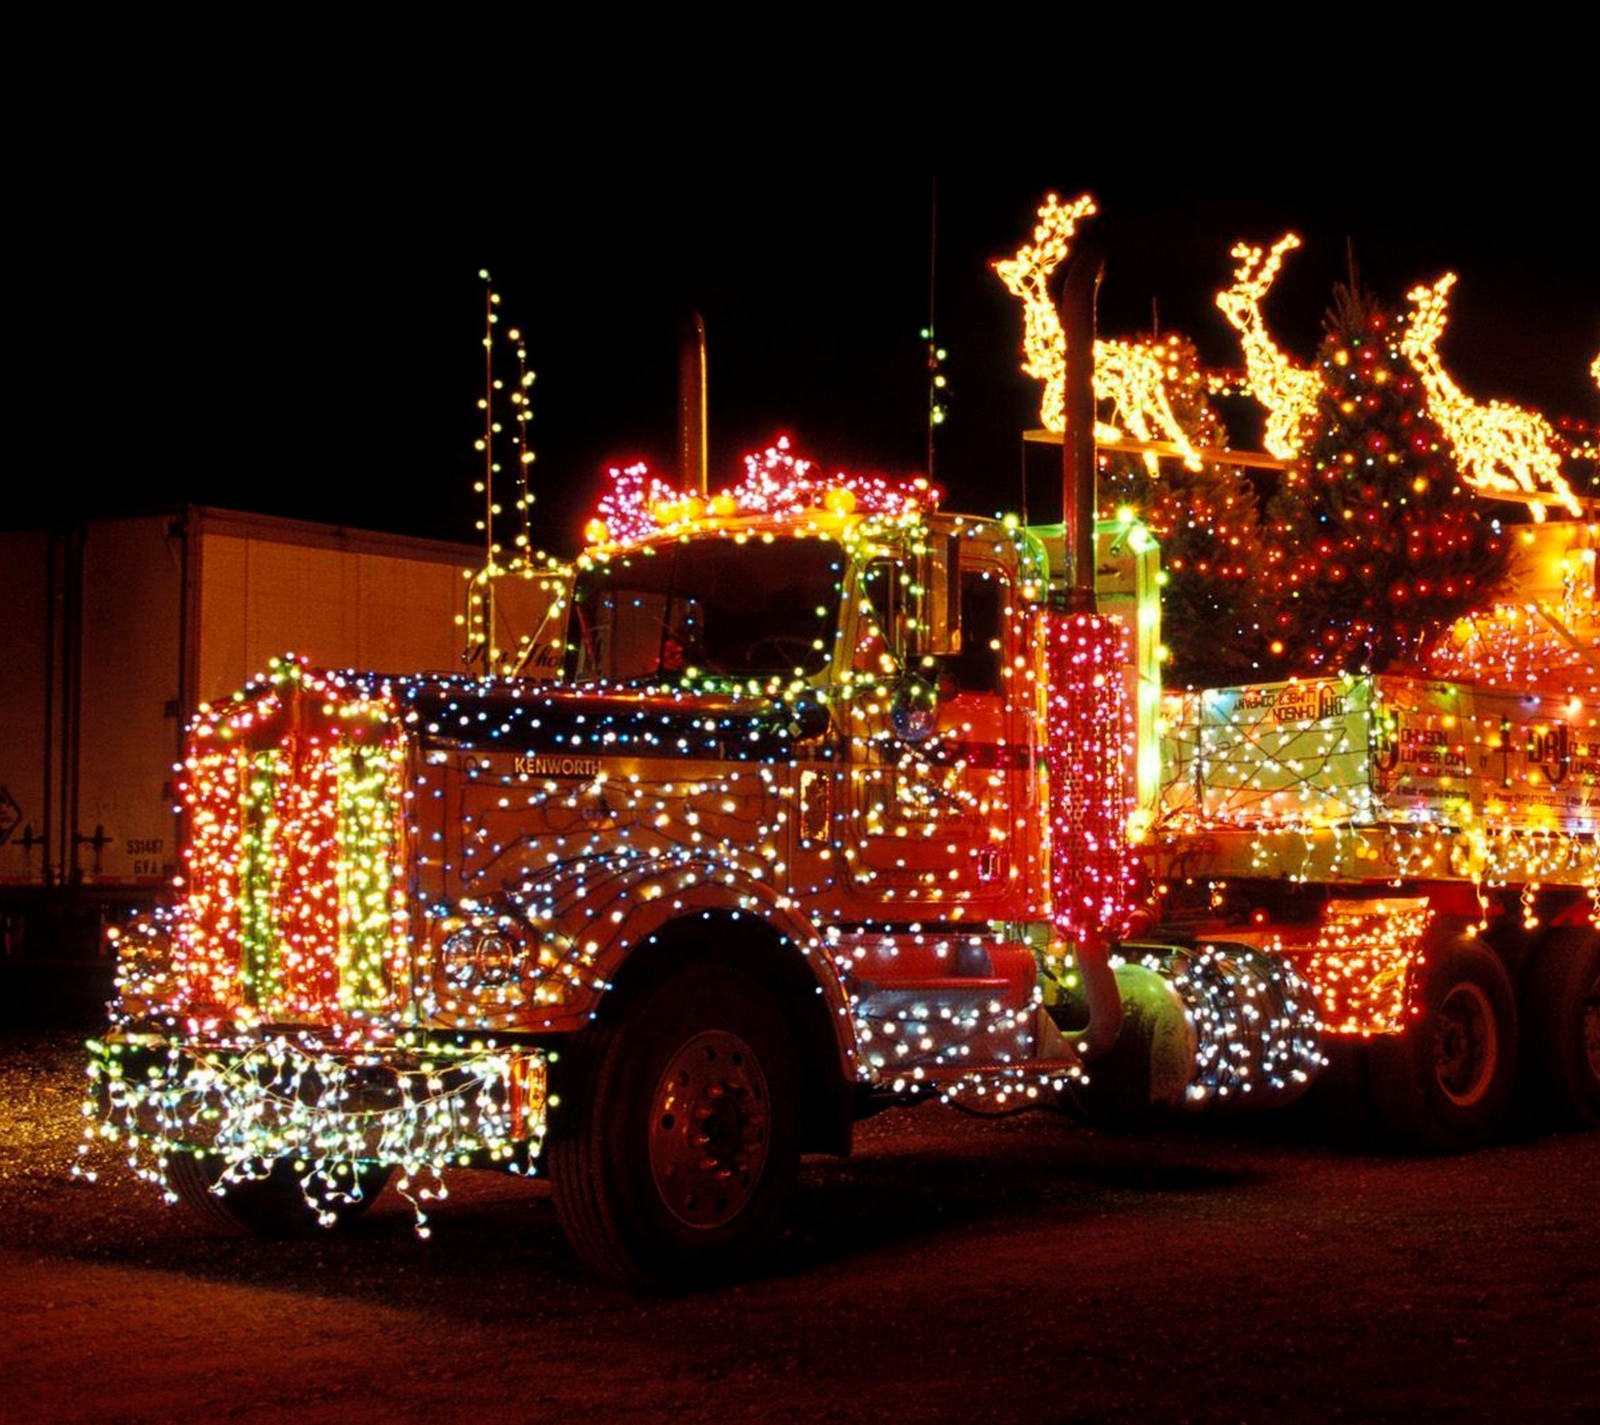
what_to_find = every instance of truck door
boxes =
[841,549,1033,919]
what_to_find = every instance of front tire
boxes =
[167,1152,393,1238]
[546,963,799,1289]
[1368,935,1517,1152]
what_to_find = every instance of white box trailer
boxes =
[0,507,564,985]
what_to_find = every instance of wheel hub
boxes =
[1432,982,1497,1108]
[649,1029,770,1229]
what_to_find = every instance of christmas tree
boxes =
[1258,284,1511,677]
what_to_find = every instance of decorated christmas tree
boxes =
[1258,284,1512,677]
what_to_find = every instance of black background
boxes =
[15,45,1597,554]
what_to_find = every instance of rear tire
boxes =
[1519,927,1600,1128]
[167,1152,393,1238]
[546,962,799,1289]
[1368,935,1517,1152]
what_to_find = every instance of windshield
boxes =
[566,535,845,685]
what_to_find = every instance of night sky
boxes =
[26,112,1597,555]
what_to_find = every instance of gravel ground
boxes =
[2,1028,1597,1424]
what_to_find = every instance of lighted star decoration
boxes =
[1400,274,1583,521]
[585,436,940,547]
[994,192,1202,471]
[1214,234,1324,461]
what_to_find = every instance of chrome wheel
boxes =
[649,1029,771,1229]
[546,961,800,1287]
[1431,982,1497,1108]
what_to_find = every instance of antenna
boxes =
[510,324,536,558]
[475,270,503,672]
[922,178,948,478]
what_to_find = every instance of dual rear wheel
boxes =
[1368,926,1600,1149]
[1518,927,1600,1128]
[1368,936,1517,1151]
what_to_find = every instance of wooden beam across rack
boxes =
[1022,430,1295,472]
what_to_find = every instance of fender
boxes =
[433,846,860,1074]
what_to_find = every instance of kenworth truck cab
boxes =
[86,478,1312,1283]
[85,468,1598,1287]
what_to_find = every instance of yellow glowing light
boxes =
[588,438,937,548]
[1401,274,1582,521]
[1215,234,1324,460]
[994,193,1202,471]
[1301,902,1433,1035]
[1422,520,1600,696]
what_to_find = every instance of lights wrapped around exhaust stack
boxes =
[1124,940,1325,1111]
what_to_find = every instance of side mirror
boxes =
[916,532,961,659]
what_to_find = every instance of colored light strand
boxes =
[80,1032,542,1236]
[587,436,939,548]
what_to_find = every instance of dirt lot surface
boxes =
[1,1028,1596,1424]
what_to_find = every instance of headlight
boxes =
[439,922,521,990]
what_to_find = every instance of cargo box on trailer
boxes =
[0,506,566,1018]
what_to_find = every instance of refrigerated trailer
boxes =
[0,506,564,1014]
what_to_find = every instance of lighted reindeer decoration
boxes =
[994,192,1202,471]
[1215,233,1324,461]
[1400,273,1583,522]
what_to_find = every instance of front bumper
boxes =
[87,1026,550,1175]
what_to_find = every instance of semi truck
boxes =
[84,285,1598,1292]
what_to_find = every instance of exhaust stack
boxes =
[1059,243,1103,612]
[1047,237,1124,1062]
[678,311,708,495]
